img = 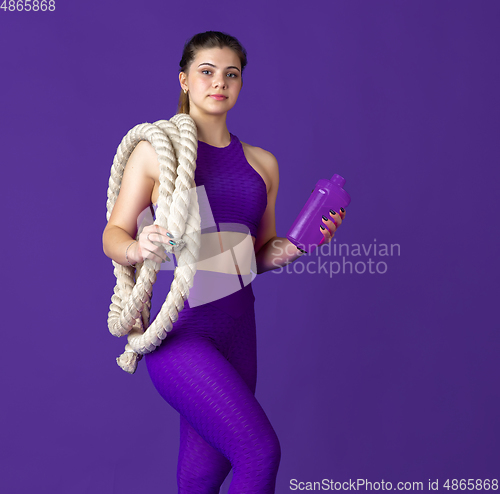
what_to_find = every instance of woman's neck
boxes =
[189,111,231,148]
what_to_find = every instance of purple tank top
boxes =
[194,133,268,238]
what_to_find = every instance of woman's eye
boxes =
[201,69,237,78]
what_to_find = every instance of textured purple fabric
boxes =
[146,277,281,493]
[195,134,268,238]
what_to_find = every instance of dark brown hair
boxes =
[177,31,248,114]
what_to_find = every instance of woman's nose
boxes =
[213,75,226,89]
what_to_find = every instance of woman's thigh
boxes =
[145,329,276,463]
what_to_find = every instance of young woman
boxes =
[102,31,345,494]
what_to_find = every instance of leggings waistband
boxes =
[151,269,256,321]
[186,269,255,309]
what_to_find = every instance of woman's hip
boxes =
[151,269,255,321]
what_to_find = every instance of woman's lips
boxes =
[210,95,227,100]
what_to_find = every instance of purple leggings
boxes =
[145,271,281,493]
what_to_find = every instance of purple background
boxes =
[1,1,499,492]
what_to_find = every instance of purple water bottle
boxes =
[287,174,351,253]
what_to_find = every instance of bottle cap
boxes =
[330,174,346,187]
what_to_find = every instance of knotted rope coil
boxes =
[106,114,201,374]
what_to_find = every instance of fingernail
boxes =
[320,225,326,230]
[329,209,336,215]
[322,215,328,221]
[166,232,174,238]
[340,207,345,213]
[169,240,176,245]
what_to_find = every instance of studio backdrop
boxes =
[1,1,498,493]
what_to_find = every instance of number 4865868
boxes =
[1,1,56,11]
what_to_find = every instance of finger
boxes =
[327,209,342,228]
[143,234,171,263]
[339,207,346,220]
[143,246,170,264]
[147,250,166,264]
[153,224,175,240]
[321,214,338,234]
[320,223,333,243]
[146,231,175,246]
[145,224,175,239]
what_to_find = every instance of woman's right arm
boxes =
[102,140,171,266]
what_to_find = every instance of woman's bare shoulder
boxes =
[240,140,277,166]
[132,140,160,178]
[240,140,279,192]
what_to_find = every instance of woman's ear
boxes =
[179,72,187,92]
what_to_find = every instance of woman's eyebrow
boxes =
[198,62,241,72]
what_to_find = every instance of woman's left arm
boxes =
[254,151,346,274]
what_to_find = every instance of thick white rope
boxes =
[106,114,201,374]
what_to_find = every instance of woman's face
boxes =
[180,46,243,116]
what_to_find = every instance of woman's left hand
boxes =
[319,207,346,244]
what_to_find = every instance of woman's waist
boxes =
[187,269,255,307]
[152,268,255,312]
[185,230,257,276]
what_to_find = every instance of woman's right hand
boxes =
[132,224,176,265]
